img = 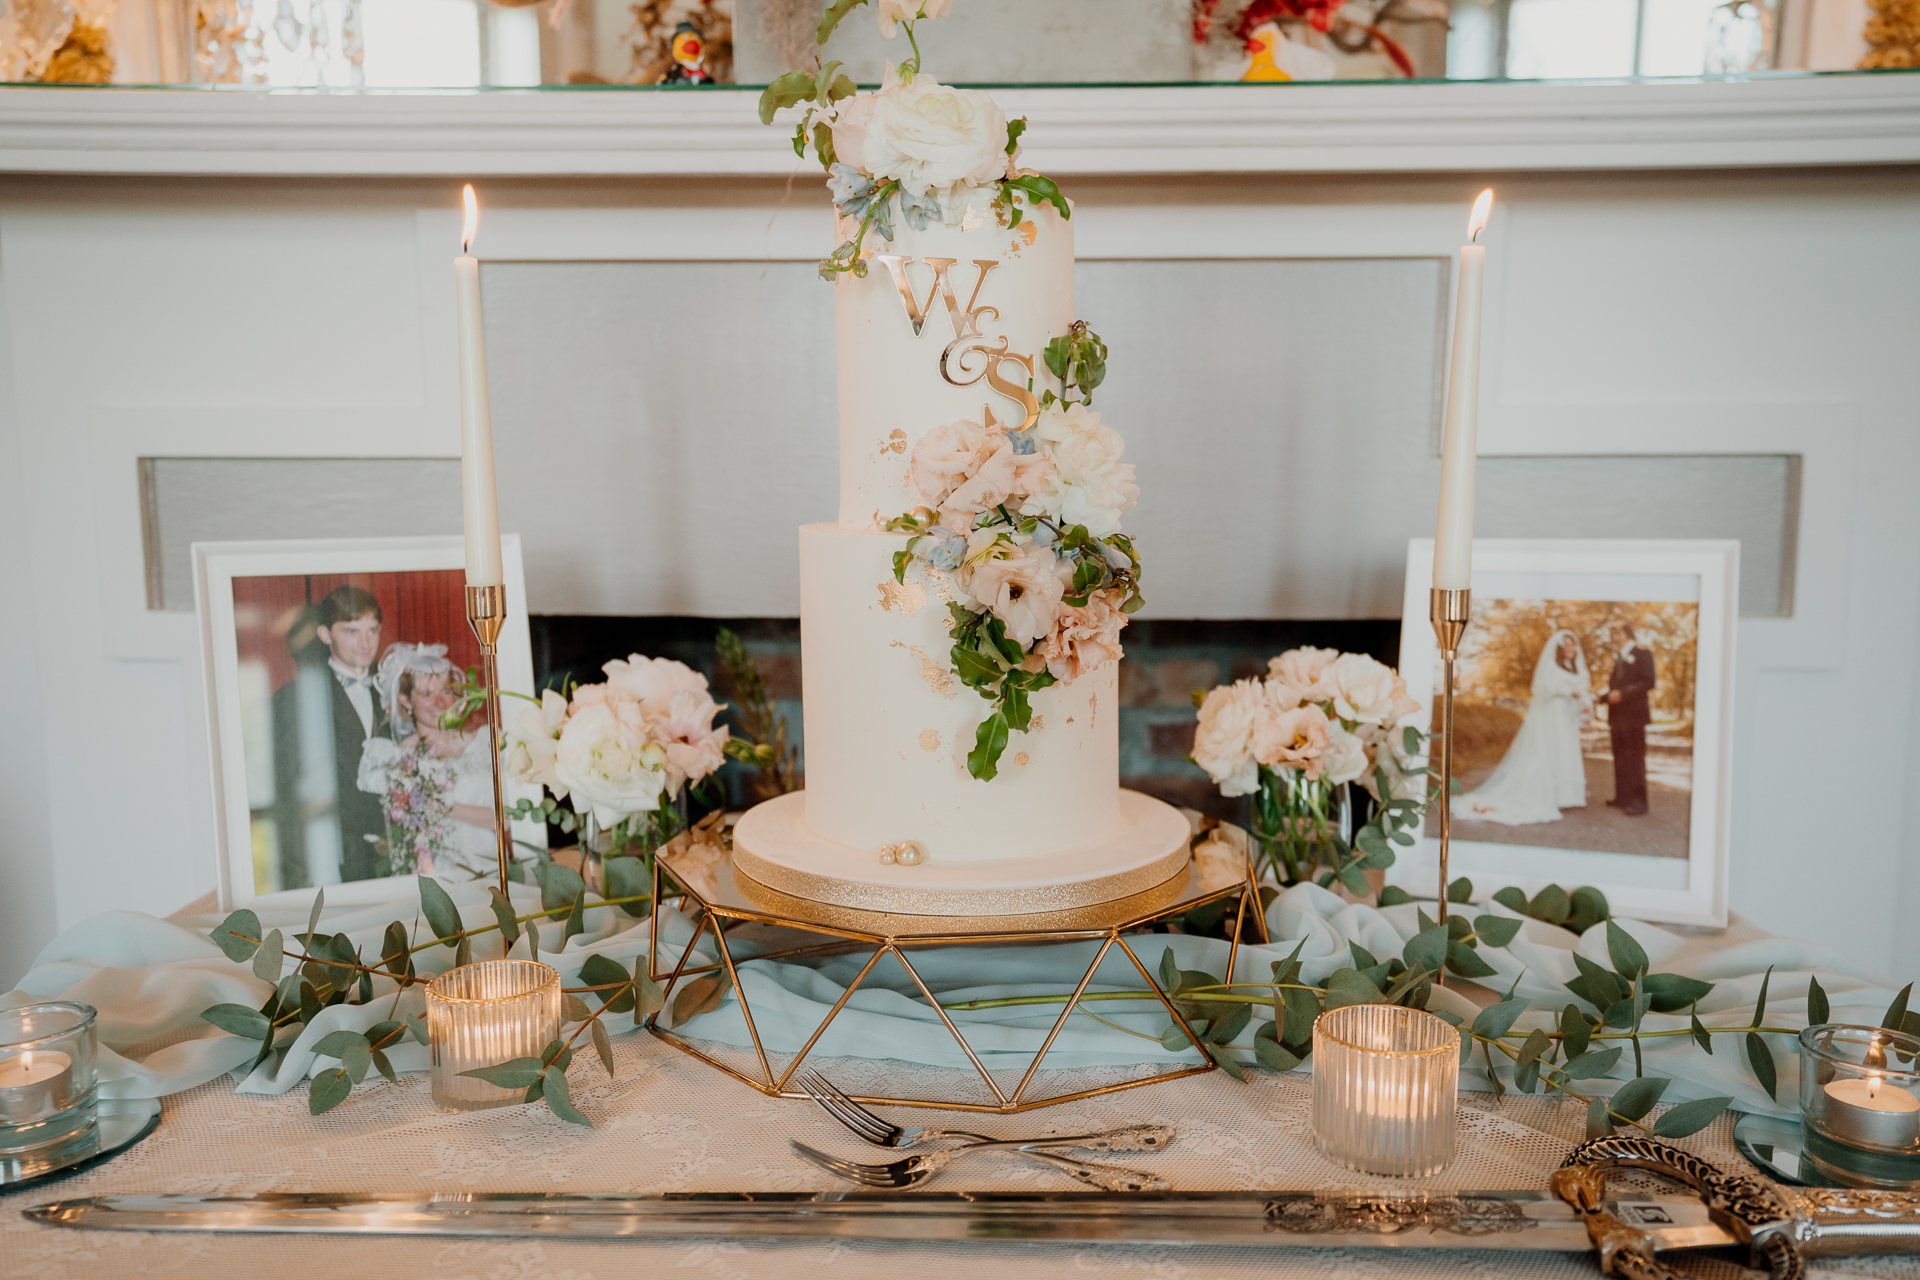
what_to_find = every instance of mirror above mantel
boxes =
[2,0,1915,90]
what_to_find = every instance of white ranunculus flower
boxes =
[877,0,952,37]
[963,542,1068,647]
[553,701,666,827]
[1329,652,1419,726]
[1018,403,1139,537]
[1192,679,1264,797]
[1321,723,1370,787]
[862,65,1009,200]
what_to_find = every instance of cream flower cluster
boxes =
[502,654,729,828]
[903,403,1138,681]
[1191,648,1422,799]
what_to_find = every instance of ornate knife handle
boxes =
[1555,1132,1920,1280]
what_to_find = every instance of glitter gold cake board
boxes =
[643,835,1269,1114]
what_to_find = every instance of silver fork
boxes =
[797,1070,1174,1153]
[789,1140,1169,1191]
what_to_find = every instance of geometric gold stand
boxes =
[644,840,1270,1114]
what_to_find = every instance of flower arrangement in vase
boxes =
[498,653,731,890]
[1191,646,1430,893]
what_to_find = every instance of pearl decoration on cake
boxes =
[877,841,929,867]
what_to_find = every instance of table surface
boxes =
[4,1030,1918,1280]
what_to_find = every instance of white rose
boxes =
[962,541,1068,648]
[1329,652,1419,726]
[827,92,878,173]
[877,0,952,37]
[502,688,569,794]
[1321,723,1370,787]
[553,701,666,827]
[1192,679,1263,797]
[863,66,1009,200]
[1018,403,1139,537]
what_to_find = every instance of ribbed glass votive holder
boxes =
[426,961,561,1112]
[1312,1004,1460,1177]
[0,1001,98,1158]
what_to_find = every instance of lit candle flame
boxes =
[1871,1074,1883,1101]
[461,184,479,255]
[1468,189,1493,243]
[20,1051,29,1072]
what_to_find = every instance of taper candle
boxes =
[456,184,504,588]
[1432,189,1493,591]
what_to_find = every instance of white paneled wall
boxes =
[1,168,1918,990]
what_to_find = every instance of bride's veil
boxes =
[1530,628,1588,697]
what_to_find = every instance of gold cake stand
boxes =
[642,837,1268,1114]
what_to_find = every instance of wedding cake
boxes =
[732,8,1190,923]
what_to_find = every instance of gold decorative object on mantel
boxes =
[1862,0,1920,68]
[641,838,1269,1113]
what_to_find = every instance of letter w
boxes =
[873,256,998,339]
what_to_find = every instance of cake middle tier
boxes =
[799,522,1120,865]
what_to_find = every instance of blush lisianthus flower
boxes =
[553,701,667,826]
[1040,587,1128,682]
[861,65,1009,200]
[1266,646,1341,708]
[1192,678,1264,797]
[1320,722,1371,787]
[1019,403,1138,537]
[660,689,730,795]
[1254,701,1333,780]
[961,541,1068,647]
[1328,652,1421,727]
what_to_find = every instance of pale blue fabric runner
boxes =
[4,877,1899,1118]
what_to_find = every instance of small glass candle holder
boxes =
[0,1001,99,1159]
[1312,1004,1459,1178]
[425,961,561,1112]
[1798,1023,1920,1186]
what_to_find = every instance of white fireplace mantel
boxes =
[3,74,1920,177]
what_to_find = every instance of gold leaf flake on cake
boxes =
[1014,223,1037,249]
[961,207,984,233]
[919,729,941,752]
[877,579,926,616]
[882,429,907,455]
[890,642,955,698]
[1013,752,1029,767]
[1030,715,1044,732]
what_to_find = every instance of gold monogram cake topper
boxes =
[874,253,1041,432]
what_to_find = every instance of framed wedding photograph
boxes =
[194,536,542,909]
[1392,539,1738,927]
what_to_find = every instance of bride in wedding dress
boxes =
[1452,629,1592,826]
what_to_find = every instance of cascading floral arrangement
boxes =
[757,0,1070,279]
[1191,645,1429,892]
[885,325,1142,781]
[379,746,456,877]
[498,654,732,857]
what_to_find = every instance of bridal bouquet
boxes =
[500,654,731,862]
[1191,646,1430,891]
[379,744,456,877]
[756,0,1071,279]
[885,349,1143,780]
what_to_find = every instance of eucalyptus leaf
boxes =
[672,973,730,1027]
[1560,1004,1591,1059]
[1471,999,1529,1042]
[1886,983,1914,1032]
[1491,886,1530,915]
[538,862,586,914]
[563,890,586,944]
[1254,1029,1302,1073]
[458,1057,545,1089]
[562,994,593,1022]
[634,972,667,1025]
[307,888,325,944]
[1643,973,1716,1013]
[211,909,263,962]
[455,933,473,968]
[1514,1028,1551,1093]
[1323,968,1386,1010]
[1691,1012,1714,1055]
[1754,964,1774,1027]
[1528,885,1571,926]
[1160,1021,1193,1052]
[604,856,652,918]
[201,1003,271,1040]
[1560,1047,1624,1079]
[311,1030,369,1059]
[1808,974,1831,1027]
[309,1068,351,1115]
[251,928,284,983]
[1586,1095,1613,1138]
[1474,915,1522,948]
[1377,885,1415,908]
[592,1018,616,1077]
[381,921,411,978]
[1448,877,1473,904]
[1209,1003,1252,1045]
[417,876,462,947]
[542,1066,591,1126]
[1403,924,1448,976]
[1445,940,1498,979]
[1654,1096,1734,1138]
[1747,1032,1779,1100]
[1282,984,1319,1046]
[1568,886,1611,934]
[340,1039,373,1084]
[1607,1075,1669,1122]
[370,1048,397,1084]
[1605,921,1649,980]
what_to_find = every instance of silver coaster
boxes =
[0,1097,161,1192]
[1734,1110,1920,1190]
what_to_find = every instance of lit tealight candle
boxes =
[0,1049,74,1123]
[1823,1073,1920,1149]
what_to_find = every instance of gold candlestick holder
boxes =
[465,583,512,895]
[1429,586,1470,985]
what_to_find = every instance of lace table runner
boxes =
[3,1030,1916,1280]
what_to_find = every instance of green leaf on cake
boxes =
[815,0,867,45]
[967,710,1010,781]
[758,69,818,126]
[1006,174,1070,221]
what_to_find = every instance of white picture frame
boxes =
[194,535,541,909]
[1393,538,1738,927]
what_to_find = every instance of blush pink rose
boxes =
[1267,646,1341,708]
[1253,700,1333,779]
[963,542,1068,647]
[910,419,994,504]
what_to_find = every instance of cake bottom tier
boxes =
[732,788,1192,921]
[798,522,1120,864]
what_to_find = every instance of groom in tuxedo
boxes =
[1604,620,1656,817]
[270,586,390,884]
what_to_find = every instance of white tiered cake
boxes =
[731,186,1190,925]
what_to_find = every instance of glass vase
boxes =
[1312,1004,1459,1178]
[425,961,561,1112]
[1251,768,1352,888]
